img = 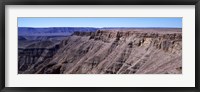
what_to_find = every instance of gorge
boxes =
[18,28,182,74]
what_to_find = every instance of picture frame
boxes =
[0,0,199,92]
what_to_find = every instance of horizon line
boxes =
[18,27,182,29]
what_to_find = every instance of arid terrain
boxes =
[18,28,182,74]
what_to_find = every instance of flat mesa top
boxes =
[99,28,182,34]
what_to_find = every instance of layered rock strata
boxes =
[18,29,182,74]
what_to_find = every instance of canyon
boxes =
[18,28,182,74]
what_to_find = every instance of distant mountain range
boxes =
[18,27,98,36]
[18,27,181,36]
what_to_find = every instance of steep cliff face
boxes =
[19,29,182,74]
[18,41,61,73]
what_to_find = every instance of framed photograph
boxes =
[0,0,199,91]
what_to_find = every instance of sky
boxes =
[18,17,182,28]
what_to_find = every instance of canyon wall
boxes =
[18,29,182,74]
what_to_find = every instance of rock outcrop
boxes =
[18,28,182,74]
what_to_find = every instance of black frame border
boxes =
[0,0,200,92]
